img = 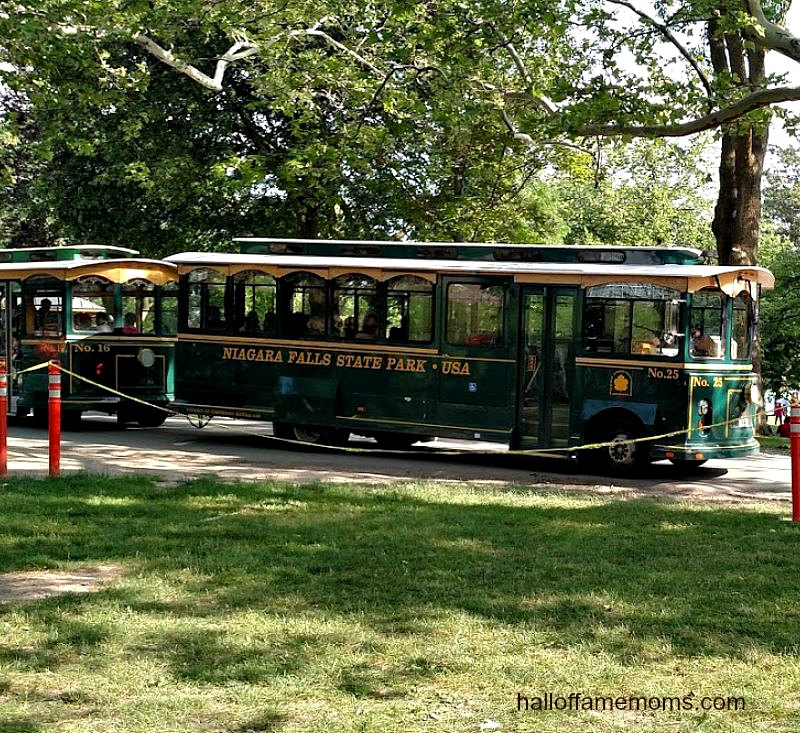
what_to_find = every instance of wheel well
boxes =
[583,408,645,442]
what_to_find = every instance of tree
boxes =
[489,0,800,266]
[550,137,716,249]
[0,1,579,249]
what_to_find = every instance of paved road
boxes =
[6,414,792,503]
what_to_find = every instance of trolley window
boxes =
[386,275,433,343]
[233,271,277,335]
[446,283,505,347]
[185,268,227,331]
[690,289,726,359]
[333,274,380,340]
[731,292,752,360]
[24,276,63,337]
[282,272,327,338]
[584,283,681,356]
[160,281,178,336]
[121,278,155,335]
[72,276,115,333]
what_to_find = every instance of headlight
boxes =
[137,348,156,368]
[697,398,711,416]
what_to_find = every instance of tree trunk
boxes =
[708,21,769,429]
[712,125,768,266]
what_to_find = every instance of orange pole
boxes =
[0,359,7,477]
[792,404,800,522]
[48,361,61,478]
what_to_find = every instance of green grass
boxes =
[1,475,800,732]
[757,434,790,454]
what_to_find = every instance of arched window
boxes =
[282,272,327,338]
[72,276,115,333]
[333,274,380,340]
[185,268,227,331]
[386,275,434,342]
[121,278,155,335]
[233,271,277,336]
[731,292,752,360]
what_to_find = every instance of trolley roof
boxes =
[0,245,139,262]
[234,237,706,266]
[166,251,774,295]
[0,258,177,285]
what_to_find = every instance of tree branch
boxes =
[606,0,714,107]
[575,85,800,138]
[744,0,800,64]
[132,33,259,92]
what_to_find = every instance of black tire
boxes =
[136,410,168,428]
[583,420,647,474]
[272,422,348,446]
[669,458,708,471]
[62,410,83,431]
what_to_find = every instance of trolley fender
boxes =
[581,400,658,426]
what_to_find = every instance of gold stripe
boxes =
[656,442,755,452]
[179,333,437,355]
[67,337,175,345]
[441,354,515,364]
[576,356,753,372]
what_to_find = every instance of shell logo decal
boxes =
[610,370,632,397]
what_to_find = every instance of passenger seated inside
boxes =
[307,311,325,335]
[343,316,357,339]
[388,316,409,341]
[240,309,259,334]
[357,313,379,340]
[73,312,93,331]
[96,312,114,332]
[691,325,716,357]
[122,312,139,334]
[263,311,278,336]
[35,298,60,334]
[288,312,308,337]
[632,336,660,354]
[207,305,223,328]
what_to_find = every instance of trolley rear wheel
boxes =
[273,422,349,447]
[374,433,422,450]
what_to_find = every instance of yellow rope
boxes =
[11,359,767,457]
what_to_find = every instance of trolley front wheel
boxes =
[668,458,708,471]
[582,420,648,475]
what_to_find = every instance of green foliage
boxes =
[757,230,800,392]
[549,138,716,249]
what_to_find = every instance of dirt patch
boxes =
[0,565,122,604]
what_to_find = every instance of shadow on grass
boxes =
[2,474,800,675]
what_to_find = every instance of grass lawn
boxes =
[1,475,800,732]
[758,434,791,454]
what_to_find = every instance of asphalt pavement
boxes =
[3,413,792,505]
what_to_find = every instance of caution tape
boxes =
[7,359,772,458]
[53,362,178,416]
